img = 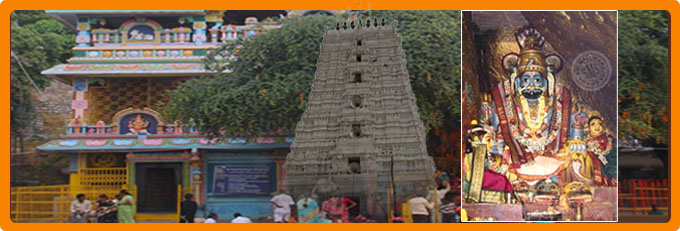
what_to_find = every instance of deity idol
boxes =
[128,114,149,134]
[584,111,617,186]
[473,27,615,188]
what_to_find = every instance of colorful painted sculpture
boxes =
[466,27,617,208]
[474,27,616,184]
[584,111,617,186]
[128,114,149,134]
[488,27,569,181]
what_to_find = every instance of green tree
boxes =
[371,11,461,129]
[370,11,461,172]
[618,10,668,146]
[10,10,74,186]
[10,10,74,152]
[163,14,340,137]
[163,11,461,141]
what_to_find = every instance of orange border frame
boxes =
[1,0,677,230]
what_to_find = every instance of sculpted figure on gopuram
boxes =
[463,27,617,205]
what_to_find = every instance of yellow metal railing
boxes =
[9,166,196,223]
[10,185,71,223]
[77,167,128,203]
[10,167,129,223]
[78,167,127,190]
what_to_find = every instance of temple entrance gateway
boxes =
[135,163,182,212]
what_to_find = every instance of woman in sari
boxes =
[95,194,117,223]
[297,196,331,223]
[321,197,356,223]
[115,190,135,223]
[584,112,617,186]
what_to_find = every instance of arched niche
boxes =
[119,18,163,44]
[112,107,165,134]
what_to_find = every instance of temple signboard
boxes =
[212,165,270,195]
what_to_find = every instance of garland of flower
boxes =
[503,80,562,154]
[518,95,550,135]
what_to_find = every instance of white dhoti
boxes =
[274,211,291,222]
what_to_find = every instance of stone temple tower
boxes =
[284,19,435,218]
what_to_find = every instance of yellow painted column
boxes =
[69,172,80,197]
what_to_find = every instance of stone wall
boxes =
[11,80,72,186]
[28,80,73,140]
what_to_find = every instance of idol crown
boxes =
[516,27,545,53]
[502,26,563,76]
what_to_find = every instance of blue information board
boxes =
[212,165,270,195]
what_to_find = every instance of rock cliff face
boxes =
[12,80,72,186]
[29,80,73,140]
[285,19,435,217]
[522,11,618,130]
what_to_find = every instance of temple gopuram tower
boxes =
[285,19,435,218]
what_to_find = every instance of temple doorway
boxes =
[348,196,361,218]
[135,162,182,212]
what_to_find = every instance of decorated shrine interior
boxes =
[461,11,618,222]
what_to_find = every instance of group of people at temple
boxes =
[68,190,135,223]
[70,171,462,223]
[178,193,252,223]
[175,191,366,223]
[264,171,462,223]
[268,191,366,223]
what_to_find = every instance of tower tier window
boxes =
[353,73,362,83]
[351,124,362,137]
[348,157,361,174]
[351,95,363,108]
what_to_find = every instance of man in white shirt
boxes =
[408,193,434,223]
[270,192,295,222]
[69,193,92,223]
[231,213,252,223]
[203,213,218,223]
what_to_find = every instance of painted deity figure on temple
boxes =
[128,114,149,134]
[468,27,616,200]
[128,28,154,41]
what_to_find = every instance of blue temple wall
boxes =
[199,150,285,220]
